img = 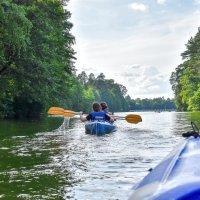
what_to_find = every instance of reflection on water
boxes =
[0,112,199,199]
[0,117,63,138]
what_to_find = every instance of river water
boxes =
[0,112,199,200]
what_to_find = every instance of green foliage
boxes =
[126,97,176,111]
[170,28,200,111]
[181,30,200,60]
[189,84,200,111]
[0,0,32,118]
[77,71,129,112]
[0,0,32,74]
[0,0,76,119]
[77,71,175,112]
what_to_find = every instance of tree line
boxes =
[170,28,200,111]
[0,0,175,119]
[77,71,176,112]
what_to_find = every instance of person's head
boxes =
[100,102,108,110]
[92,102,101,112]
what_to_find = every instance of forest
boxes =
[0,0,176,119]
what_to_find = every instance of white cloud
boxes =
[114,65,172,98]
[131,64,141,69]
[129,3,148,12]
[157,0,166,5]
[195,0,200,4]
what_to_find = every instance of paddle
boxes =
[48,107,81,117]
[114,114,142,124]
[47,107,142,124]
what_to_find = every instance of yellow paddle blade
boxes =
[48,107,65,112]
[125,114,142,124]
[48,107,65,115]
[48,110,64,115]
[48,107,80,117]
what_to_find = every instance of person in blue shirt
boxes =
[80,102,114,122]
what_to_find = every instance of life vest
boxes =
[90,111,107,121]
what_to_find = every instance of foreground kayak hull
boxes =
[85,121,116,135]
[129,137,200,200]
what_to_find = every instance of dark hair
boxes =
[100,102,108,110]
[93,102,101,112]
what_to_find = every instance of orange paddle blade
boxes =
[125,114,142,124]
[48,107,80,117]
[48,107,65,115]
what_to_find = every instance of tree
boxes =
[0,0,76,118]
[190,84,200,111]
[0,0,32,75]
[170,27,200,111]
[77,71,88,87]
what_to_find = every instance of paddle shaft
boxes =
[48,107,142,123]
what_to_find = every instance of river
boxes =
[0,112,199,200]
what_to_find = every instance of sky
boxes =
[67,0,200,99]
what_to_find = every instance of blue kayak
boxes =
[85,121,116,135]
[129,123,200,200]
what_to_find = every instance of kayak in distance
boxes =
[128,122,200,200]
[85,121,117,135]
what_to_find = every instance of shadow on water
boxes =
[191,111,200,125]
[0,116,64,138]
[172,112,200,136]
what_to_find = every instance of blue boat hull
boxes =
[85,121,116,135]
[129,137,200,200]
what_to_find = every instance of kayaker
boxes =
[100,101,117,122]
[100,102,113,115]
[80,102,114,122]
[100,102,108,112]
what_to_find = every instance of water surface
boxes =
[0,112,199,199]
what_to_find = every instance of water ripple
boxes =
[0,112,197,199]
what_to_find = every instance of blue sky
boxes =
[67,0,200,99]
